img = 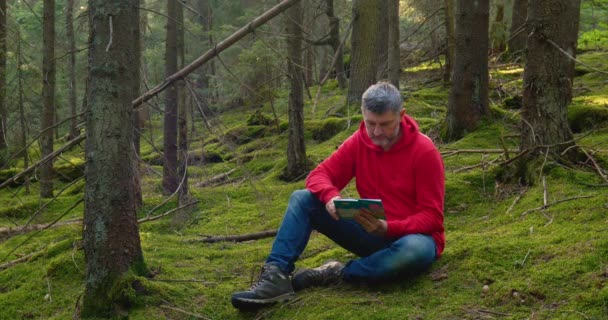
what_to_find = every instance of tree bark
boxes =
[163,0,179,195]
[348,0,386,105]
[520,0,581,160]
[444,0,490,141]
[131,0,143,209]
[83,0,147,316]
[387,0,400,89]
[284,1,308,181]
[508,0,528,56]
[0,0,6,155]
[443,0,455,85]
[195,0,215,96]
[66,0,78,140]
[17,28,29,194]
[40,0,56,198]
[325,0,346,89]
[177,1,189,203]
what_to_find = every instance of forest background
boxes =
[0,0,607,319]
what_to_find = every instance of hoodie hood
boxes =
[357,114,420,152]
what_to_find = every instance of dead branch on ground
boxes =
[519,195,595,219]
[186,229,278,244]
[193,168,237,188]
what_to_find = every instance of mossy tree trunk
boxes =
[40,0,56,198]
[195,0,215,98]
[347,0,387,105]
[131,0,143,210]
[443,0,455,85]
[520,0,581,165]
[0,0,6,157]
[176,2,189,203]
[284,1,308,181]
[508,0,528,57]
[325,0,346,89]
[444,0,490,141]
[387,0,400,89]
[83,0,147,317]
[163,0,179,195]
[66,0,78,140]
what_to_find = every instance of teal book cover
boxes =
[334,199,385,219]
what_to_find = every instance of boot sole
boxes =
[231,292,295,310]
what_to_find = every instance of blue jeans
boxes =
[267,190,437,282]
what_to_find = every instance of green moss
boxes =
[568,102,608,133]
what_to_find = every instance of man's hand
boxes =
[326,196,341,221]
[354,209,387,237]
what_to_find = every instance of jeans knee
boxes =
[390,235,436,269]
[289,189,313,203]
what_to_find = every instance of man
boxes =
[231,82,445,309]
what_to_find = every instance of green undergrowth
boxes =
[1,52,608,319]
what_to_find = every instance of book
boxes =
[334,198,385,220]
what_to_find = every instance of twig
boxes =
[150,278,215,285]
[311,19,354,115]
[0,251,37,271]
[505,187,527,215]
[1,198,83,263]
[520,195,595,219]
[138,200,200,224]
[105,16,113,51]
[546,38,608,75]
[186,229,278,244]
[159,305,211,320]
[0,134,86,190]
[542,176,548,207]
[193,168,237,188]
[477,308,512,317]
[578,147,608,183]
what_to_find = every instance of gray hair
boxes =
[361,82,403,114]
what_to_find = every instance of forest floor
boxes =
[1,51,608,319]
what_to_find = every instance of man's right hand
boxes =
[326,196,341,221]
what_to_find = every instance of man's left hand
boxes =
[354,209,387,237]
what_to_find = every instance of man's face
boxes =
[362,108,405,149]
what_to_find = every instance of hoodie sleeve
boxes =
[385,148,445,237]
[306,135,358,204]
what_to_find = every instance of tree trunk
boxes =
[324,0,346,89]
[177,2,189,203]
[17,28,29,194]
[66,0,78,140]
[0,0,6,156]
[163,0,179,195]
[520,0,581,161]
[490,3,507,54]
[443,0,455,85]
[83,0,147,317]
[131,0,143,210]
[508,0,528,56]
[387,0,400,89]
[444,0,490,141]
[195,0,215,97]
[40,0,56,198]
[284,1,308,181]
[348,0,386,105]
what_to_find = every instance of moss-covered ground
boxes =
[1,52,607,319]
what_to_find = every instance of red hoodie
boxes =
[306,115,445,257]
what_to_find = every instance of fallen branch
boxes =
[187,229,278,244]
[0,134,85,190]
[138,200,200,224]
[193,168,237,188]
[0,218,82,239]
[520,195,595,219]
[132,0,302,108]
[505,187,527,215]
[160,305,211,320]
[0,251,38,271]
